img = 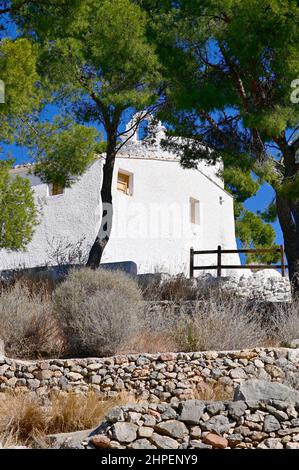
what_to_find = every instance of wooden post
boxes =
[280,244,286,277]
[190,247,194,279]
[217,245,222,278]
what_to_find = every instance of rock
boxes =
[278,427,299,437]
[130,439,156,449]
[90,435,111,449]
[288,349,299,363]
[189,441,212,449]
[264,365,284,379]
[90,375,102,385]
[155,420,188,439]
[260,438,283,449]
[255,269,281,279]
[106,407,124,423]
[27,379,40,389]
[161,407,177,420]
[112,423,138,443]
[127,412,142,424]
[0,340,5,357]
[0,364,9,375]
[206,402,225,416]
[150,433,179,449]
[47,429,91,449]
[86,363,101,371]
[159,353,177,361]
[286,442,299,449]
[138,427,154,438]
[227,402,247,420]
[263,415,281,433]
[35,370,52,381]
[178,400,205,424]
[203,415,231,435]
[227,434,243,447]
[202,433,228,449]
[265,406,288,422]
[190,426,201,439]
[250,431,268,442]
[67,372,83,382]
[289,339,299,349]
[230,368,247,379]
[234,379,299,403]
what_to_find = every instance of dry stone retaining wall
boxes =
[0,348,298,400]
[84,399,299,449]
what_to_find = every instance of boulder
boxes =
[234,379,299,403]
[154,420,188,439]
[130,439,156,449]
[47,429,91,449]
[178,400,205,424]
[263,415,280,433]
[202,415,231,435]
[112,423,138,443]
[150,433,179,449]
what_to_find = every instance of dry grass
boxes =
[140,274,224,302]
[0,390,135,447]
[173,293,269,352]
[268,302,299,347]
[119,330,178,354]
[193,381,234,401]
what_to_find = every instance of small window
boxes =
[51,183,64,196]
[190,197,200,224]
[117,171,132,195]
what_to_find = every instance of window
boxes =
[117,171,132,195]
[50,183,64,196]
[189,197,200,224]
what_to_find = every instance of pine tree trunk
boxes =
[87,139,116,269]
[276,194,299,296]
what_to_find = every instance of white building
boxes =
[0,124,241,276]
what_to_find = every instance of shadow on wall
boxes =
[0,261,138,282]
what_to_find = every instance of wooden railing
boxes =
[190,245,287,278]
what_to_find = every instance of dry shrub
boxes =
[175,294,267,351]
[141,274,237,302]
[0,390,135,446]
[0,282,63,358]
[268,300,299,346]
[194,381,234,401]
[141,275,199,301]
[53,268,142,357]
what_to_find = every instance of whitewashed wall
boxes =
[0,142,241,276]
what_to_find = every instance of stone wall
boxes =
[196,271,292,302]
[83,399,299,449]
[0,348,298,399]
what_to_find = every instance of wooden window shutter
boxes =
[117,172,130,194]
